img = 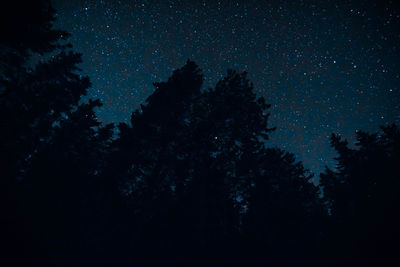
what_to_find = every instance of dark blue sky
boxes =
[53,0,400,180]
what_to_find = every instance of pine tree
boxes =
[108,60,203,265]
[0,0,90,182]
[243,148,324,265]
[180,70,275,263]
[320,124,400,266]
[1,1,112,264]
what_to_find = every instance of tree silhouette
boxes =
[320,124,400,266]
[1,1,112,265]
[0,0,90,184]
[22,100,114,265]
[0,0,69,74]
[7,2,396,265]
[243,148,324,266]
[109,62,325,266]
[107,60,204,265]
[179,69,275,265]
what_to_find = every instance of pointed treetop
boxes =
[144,60,203,109]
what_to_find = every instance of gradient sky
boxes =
[53,0,400,180]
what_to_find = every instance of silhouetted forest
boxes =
[1,1,399,266]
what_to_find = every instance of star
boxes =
[53,0,400,179]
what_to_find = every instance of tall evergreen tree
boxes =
[1,1,113,265]
[320,124,400,266]
[243,148,324,266]
[0,0,89,182]
[108,60,203,265]
[180,70,275,264]
[112,60,202,205]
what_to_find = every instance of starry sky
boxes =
[53,0,400,179]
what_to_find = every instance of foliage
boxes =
[320,124,400,266]
[3,1,399,265]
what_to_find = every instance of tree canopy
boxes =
[2,1,399,266]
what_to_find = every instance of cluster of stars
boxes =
[54,0,400,179]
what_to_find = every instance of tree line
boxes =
[1,1,399,266]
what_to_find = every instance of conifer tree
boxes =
[320,124,400,266]
[1,1,112,264]
[244,148,324,266]
[108,61,203,264]
[0,0,90,182]
[180,70,275,263]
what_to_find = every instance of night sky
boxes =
[53,0,400,180]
